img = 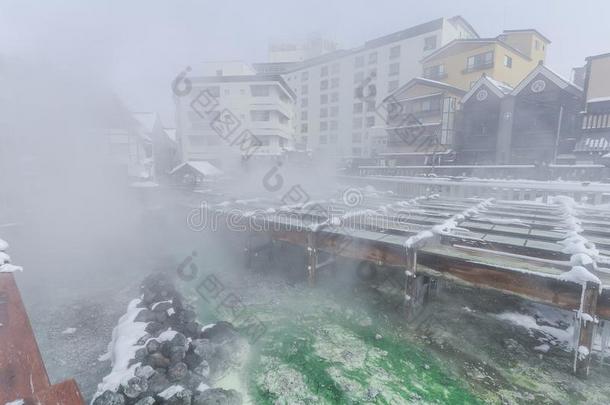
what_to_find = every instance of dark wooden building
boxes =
[455,65,583,164]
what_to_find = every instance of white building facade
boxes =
[279,16,477,158]
[175,62,296,170]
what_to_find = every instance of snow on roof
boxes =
[588,96,610,103]
[485,76,514,94]
[170,161,223,177]
[461,75,513,103]
[132,112,158,133]
[164,128,177,142]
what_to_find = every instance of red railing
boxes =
[0,273,84,404]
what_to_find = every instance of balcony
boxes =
[462,62,494,74]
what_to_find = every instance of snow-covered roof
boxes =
[164,128,177,143]
[170,161,223,177]
[384,77,465,102]
[511,64,583,96]
[588,96,610,104]
[461,74,513,103]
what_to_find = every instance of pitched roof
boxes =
[170,161,223,177]
[461,74,513,103]
[510,64,583,96]
[384,77,465,102]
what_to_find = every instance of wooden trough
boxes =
[190,190,610,378]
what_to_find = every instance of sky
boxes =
[1,0,609,124]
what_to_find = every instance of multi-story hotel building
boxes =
[175,62,296,170]
[176,17,478,166]
[277,16,478,158]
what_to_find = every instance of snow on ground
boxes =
[495,312,574,350]
[94,299,148,396]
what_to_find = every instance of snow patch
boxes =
[558,266,601,287]
[158,385,185,399]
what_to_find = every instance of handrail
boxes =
[0,273,84,404]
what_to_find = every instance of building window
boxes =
[466,51,494,72]
[353,117,362,129]
[224,89,230,95]
[389,45,401,59]
[301,85,308,95]
[354,71,364,83]
[301,71,309,81]
[352,133,362,143]
[369,68,377,78]
[352,147,362,156]
[329,133,338,143]
[301,123,308,132]
[320,107,328,118]
[331,63,340,75]
[320,94,328,104]
[320,80,328,90]
[301,98,308,107]
[354,55,365,68]
[321,66,329,76]
[388,80,399,92]
[301,111,308,120]
[330,106,339,117]
[353,103,363,113]
[251,85,271,97]
[369,52,377,64]
[330,120,338,131]
[320,121,328,131]
[423,64,446,80]
[504,55,513,68]
[331,77,340,88]
[388,62,400,76]
[331,92,339,102]
[366,116,375,128]
[320,135,328,144]
[366,101,375,112]
[250,110,270,121]
[354,84,376,99]
[424,36,437,51]
[535,40,540,50]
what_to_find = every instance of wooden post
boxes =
[306,232,317,286]
[574,281,599,378]
[404,246,419,319]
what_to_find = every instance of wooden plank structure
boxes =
[192,190,610,378]
[0,273,85,405]
[342,174,610,205]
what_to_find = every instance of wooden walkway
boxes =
[0,273,84,405]
[191,191,610,378]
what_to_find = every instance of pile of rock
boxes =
[93,273,245,405]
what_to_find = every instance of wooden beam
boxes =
[573,282,599,378]
[306,232,317,286]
